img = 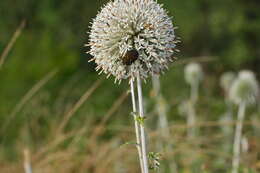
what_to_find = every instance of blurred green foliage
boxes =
[0,0,260,172]
[1,0,259,108]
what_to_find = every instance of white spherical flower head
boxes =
[184,63,203,86]
[220,72,236,93]
[88,0,177,82]
[229,70,259,105]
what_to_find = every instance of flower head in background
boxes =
[88,0,178,82]
[184,63,203,86]
[229,70,259,105]
[178,100,190,116]
[220,71,236,94]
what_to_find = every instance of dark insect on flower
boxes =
[122,49,139,66]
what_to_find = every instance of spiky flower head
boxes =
[184,63,203,86]
[220,71,236,93]
[229,70,259,105]
[88,0,178,82]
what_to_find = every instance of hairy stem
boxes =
[232,102,246,173]
[130,78,144,173]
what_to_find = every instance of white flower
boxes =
[184,63,203,86]
[88,0,178,82]
[220,72,236,93]
[229,70,259,105]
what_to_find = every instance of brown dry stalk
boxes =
[168,120,259,130]
[35,149,76,169]
[0,20,26,69]
[107,120,259,135]
[1,70,58,135]
[34,79,104,162]
[89,90,130,140]
[33,129,81,161]
[56,78,103,134]
[76,91,130,170]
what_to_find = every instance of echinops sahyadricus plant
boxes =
[219,72,236,149]
[220,71,236,115]
[220,72,236,98]
[88,0,178,172]
[229,70,259,173]
[184,63,203,102]
[88,0,178,83]
[229,71,259,106]
[152,75,171,142]
[184,63,203,138]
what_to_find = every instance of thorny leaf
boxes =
[148,152,161,170]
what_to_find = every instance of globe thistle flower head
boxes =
[88,0,178,83]
[229,70,259,105]
[178,100,189,116]
[220,72,236,93]
[184,63,203,86]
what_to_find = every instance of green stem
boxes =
[130,78,144,173]
[232,102,246,173]
[137,74,149,173]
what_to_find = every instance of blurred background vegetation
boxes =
[0,0,259,172]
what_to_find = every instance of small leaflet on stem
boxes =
[132,112,146,125]
[120,141,139,148]
[148,152,161,170]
